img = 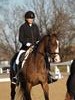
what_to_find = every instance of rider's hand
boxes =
[36,41,39,44]
[26,42,31,47]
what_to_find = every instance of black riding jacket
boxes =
[19,21,40,50]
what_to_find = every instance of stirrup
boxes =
[11,77,17,85]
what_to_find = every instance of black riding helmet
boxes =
[25,11,35,19]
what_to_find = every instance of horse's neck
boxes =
[38,44,45,54]
[37,38,48,55]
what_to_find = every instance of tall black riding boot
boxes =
[11,64,19,85]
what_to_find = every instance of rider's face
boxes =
[26,18,34,24]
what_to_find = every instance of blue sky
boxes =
[9,0,26,7]
[0,0,26,5]
[0,0,32,21]
[0,0,67,23]
[0,0,32,11]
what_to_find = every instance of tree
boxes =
[0,0,75,61]
[31,0,52,35]
[0,5,26,59]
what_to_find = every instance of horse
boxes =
[65,60,75,100]
[10,34,60,100]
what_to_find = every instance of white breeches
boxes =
[15,50,26,65]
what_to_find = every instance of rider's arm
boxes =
[19,25,27,45]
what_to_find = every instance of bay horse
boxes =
[10,34,60,100]
[65,60,75,100]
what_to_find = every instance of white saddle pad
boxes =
[22,46,34,68]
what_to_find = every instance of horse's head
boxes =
[34,34,61,62]
[46,34,61,63]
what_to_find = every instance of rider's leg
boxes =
[12,50,25,84]
[16,50,25,65]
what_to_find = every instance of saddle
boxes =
[11,46,34,73]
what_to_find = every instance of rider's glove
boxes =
[26,42,31,47]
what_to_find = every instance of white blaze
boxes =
[54,40,61,62]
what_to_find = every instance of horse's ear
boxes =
[52,33,57,37]
[47,30,52,36]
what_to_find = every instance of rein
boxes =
[37,51,59,57]
[50,52,59,55]
[37,51,45,56]
[47,35,60,57]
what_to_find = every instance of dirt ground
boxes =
[0,75,68,100]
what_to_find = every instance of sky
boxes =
[0,0,29,21]
[0,0,32,10]
[0,0,69,26]
[1,0,75,44]
[0,0,26,6]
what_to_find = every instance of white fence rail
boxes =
[0,62,10,74]
[0,60,73,82]
[0,78,10,82]
[50,60,73,66]
[0,60,73,75]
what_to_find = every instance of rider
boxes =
[12,11,40,84]
[12,11,57,84]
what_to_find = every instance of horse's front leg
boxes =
[41,82,49,100]
[23,82,32,100]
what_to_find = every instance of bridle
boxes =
[37,35,60,59]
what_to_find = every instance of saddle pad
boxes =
[22,46,34,67]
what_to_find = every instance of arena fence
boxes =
[0,60,73,82]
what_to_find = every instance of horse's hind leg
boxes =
[11,83,16,100]
[23,82,32,100]
[41,82,49,100]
